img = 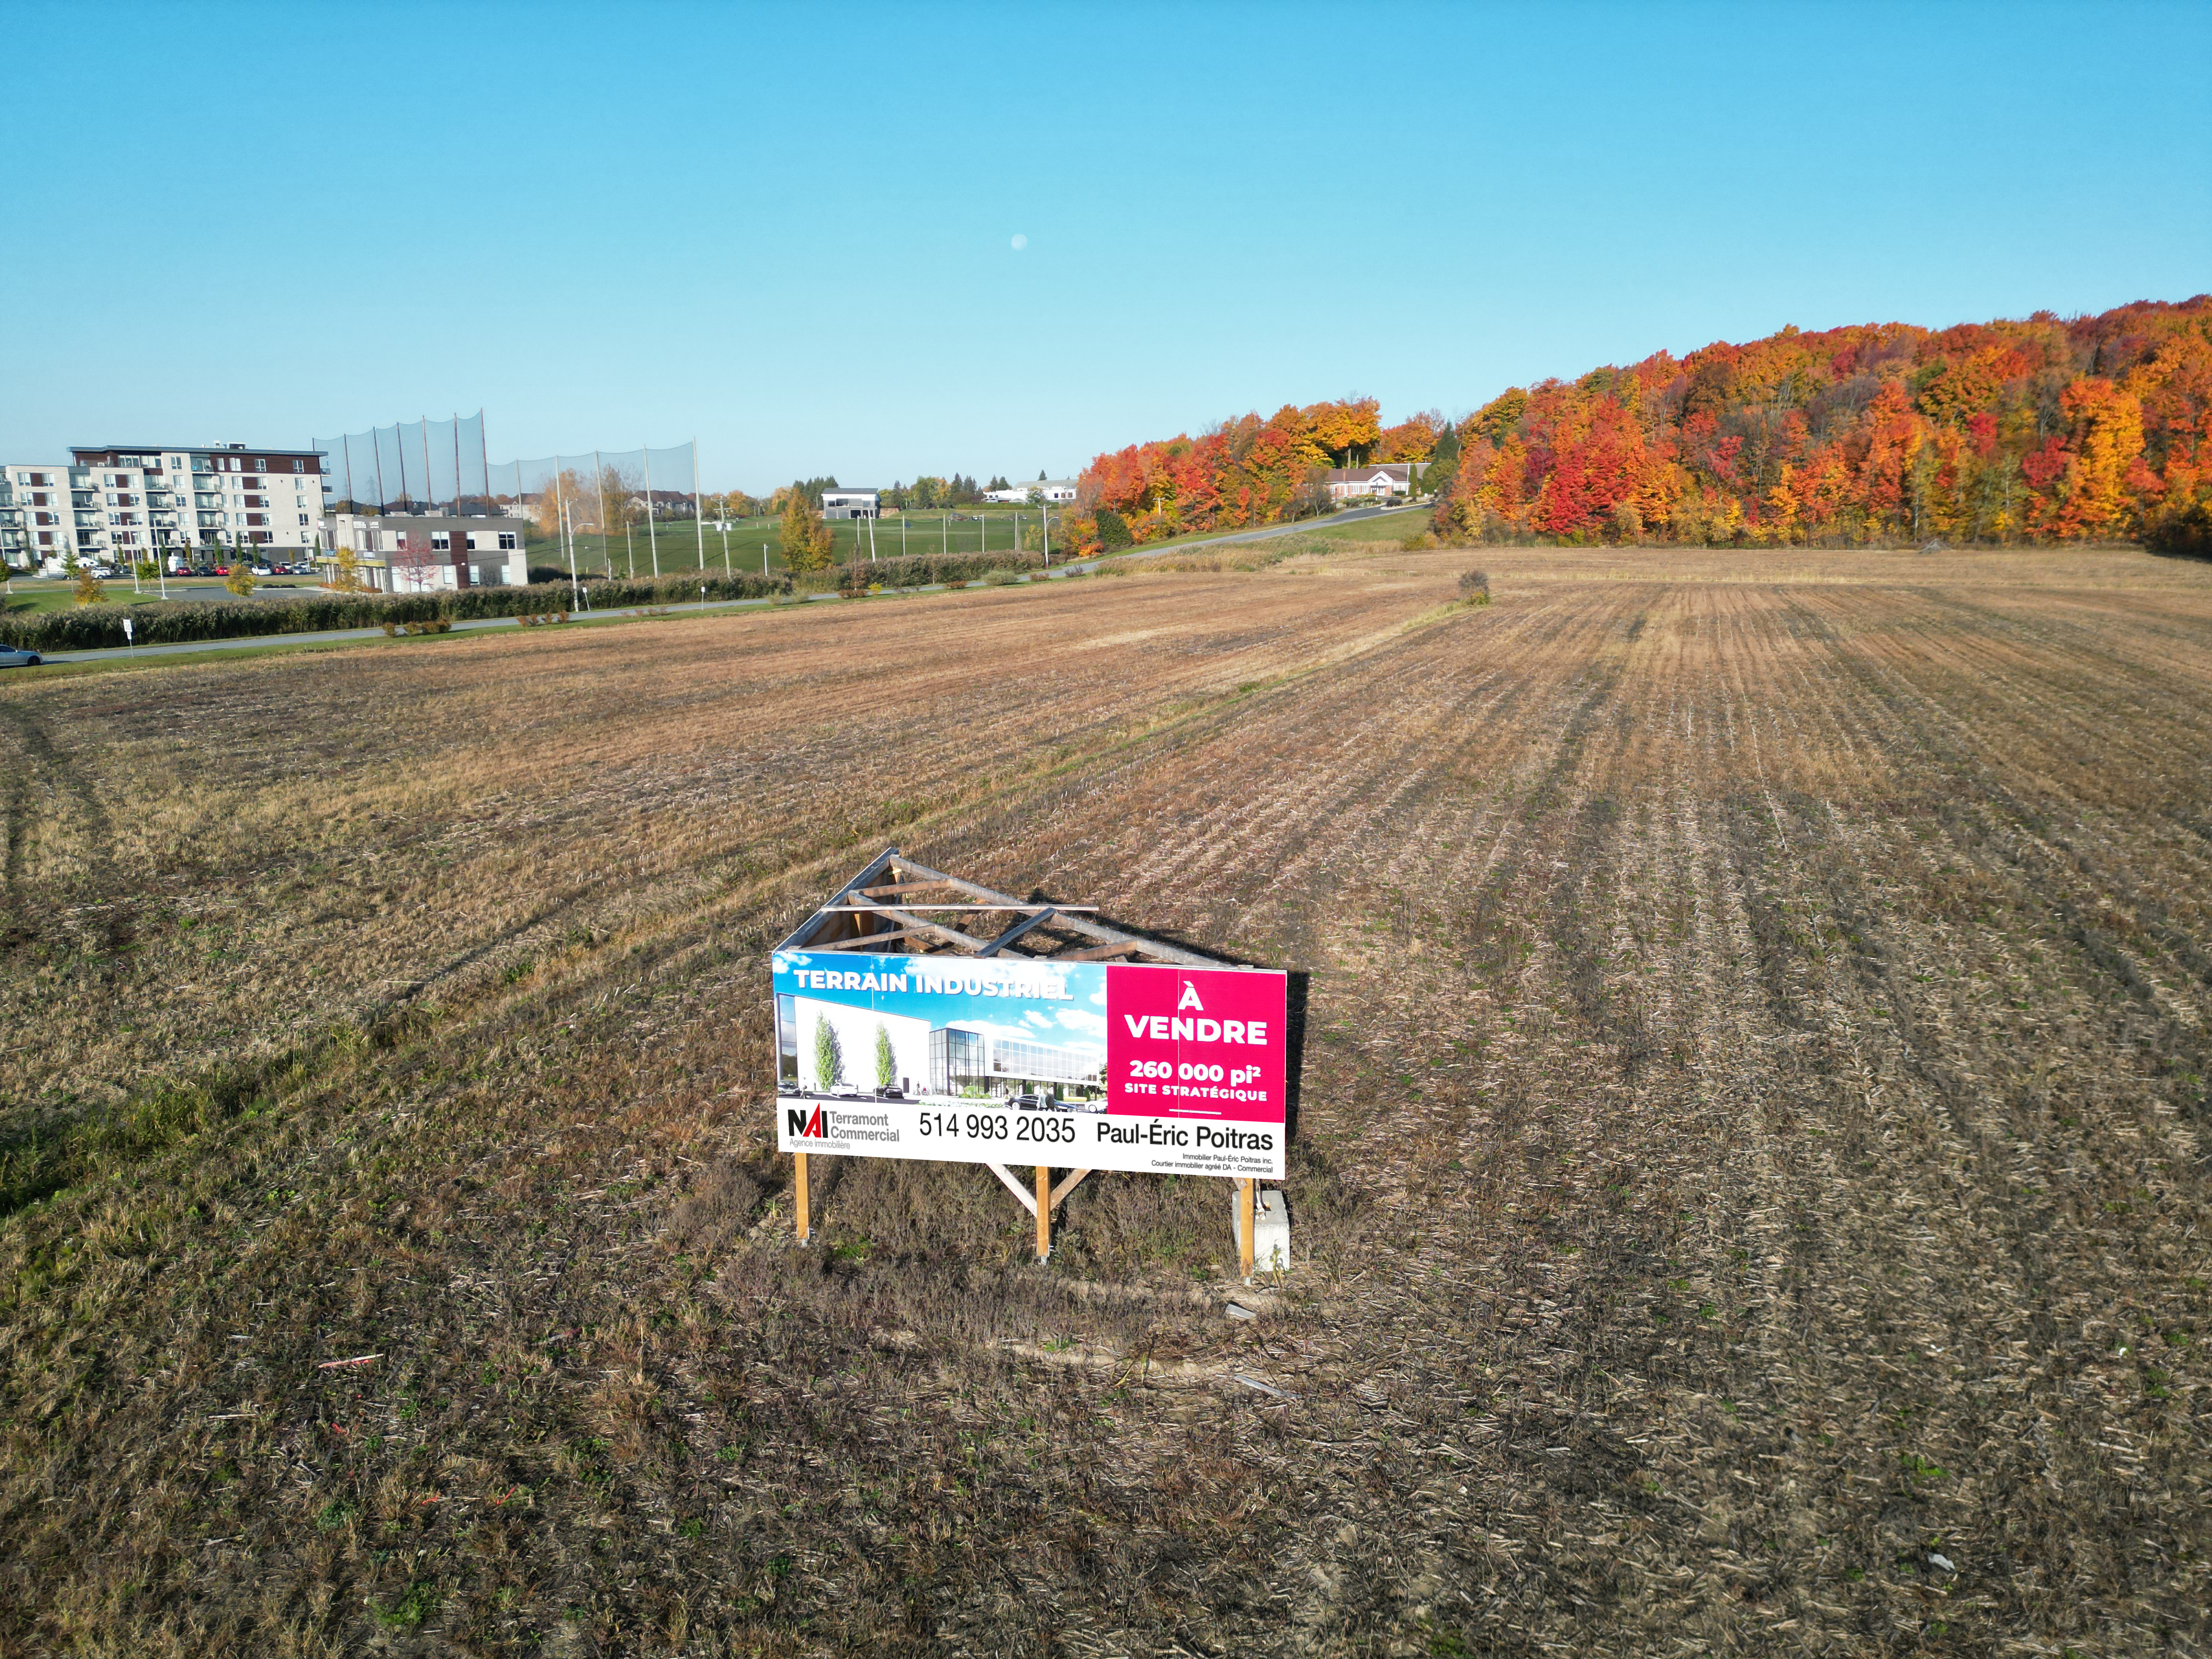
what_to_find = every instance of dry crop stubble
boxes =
[1,547,2209,1656]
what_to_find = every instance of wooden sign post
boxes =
[775,849,1287,1272]
[1238,1177,1256,1278]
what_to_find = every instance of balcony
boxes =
[74,512,104,528]
[195,494,223,509]
[196,512,224,528]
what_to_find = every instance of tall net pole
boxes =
[643,444,659,577]
[420,418,433,515]
[595,451,608,578]
[692,440,704,573]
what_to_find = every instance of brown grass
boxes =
[2,546,2209,1655]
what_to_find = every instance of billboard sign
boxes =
[772,951,1286,1180]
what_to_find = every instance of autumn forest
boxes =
[1065,295,2212,556]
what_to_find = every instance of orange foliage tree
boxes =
[1424,296,2209,546]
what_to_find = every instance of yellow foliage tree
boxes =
[2053,377,2146,537]
[780,491,836,573]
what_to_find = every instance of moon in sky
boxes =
[1011,233,1028,251]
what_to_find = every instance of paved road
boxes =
[14,504,1421,670]
[1062,502,1415,572]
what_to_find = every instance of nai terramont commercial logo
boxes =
[771,952,1285,1179]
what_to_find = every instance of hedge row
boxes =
[0,571,792,652]
[812,548,1046,589]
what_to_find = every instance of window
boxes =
[298,514,310,526]
[498,532,517,550]
[431,533,450,550]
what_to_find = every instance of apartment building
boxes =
[0,442,325,570]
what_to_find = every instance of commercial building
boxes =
[820,488,880,520]
[1324,463,1414,501]
[983,478,1078,504]
[929,1023,1102,1096]
[316,512,531,592]
[0,443,325,571]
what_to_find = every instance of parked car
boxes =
[0,647,44,669]
[873,1085,906,1100]
[252,565,275,578]
[831,1082,864,1098]
[1070,1096,1108,1114]
[211,565,230,576]
[776,1079,802,1096]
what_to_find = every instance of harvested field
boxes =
[2,543,2209,1656]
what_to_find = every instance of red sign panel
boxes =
[1105,963,1288,1129]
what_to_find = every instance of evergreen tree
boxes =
[812,1016,844,1092]
[873,1022,894,1089]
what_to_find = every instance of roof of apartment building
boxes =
[71,443,323,459]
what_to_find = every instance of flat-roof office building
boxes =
[318,512,531,592]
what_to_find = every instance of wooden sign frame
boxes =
[774,848,1271,1276]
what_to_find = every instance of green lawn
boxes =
[532,508,1053,577]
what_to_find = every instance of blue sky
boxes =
[3,1,2205,490]
[776,952,1109,1060]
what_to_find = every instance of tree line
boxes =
[1068,399,1448,551]
[1047,298,2212,557]
[1425,297,2212,550]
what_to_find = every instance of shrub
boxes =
[1400,531,1437,551]
[1094,507,1133,549]
[1458,570,1491,605]
[2145,501,2212,560]
[826,549,1043,590]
